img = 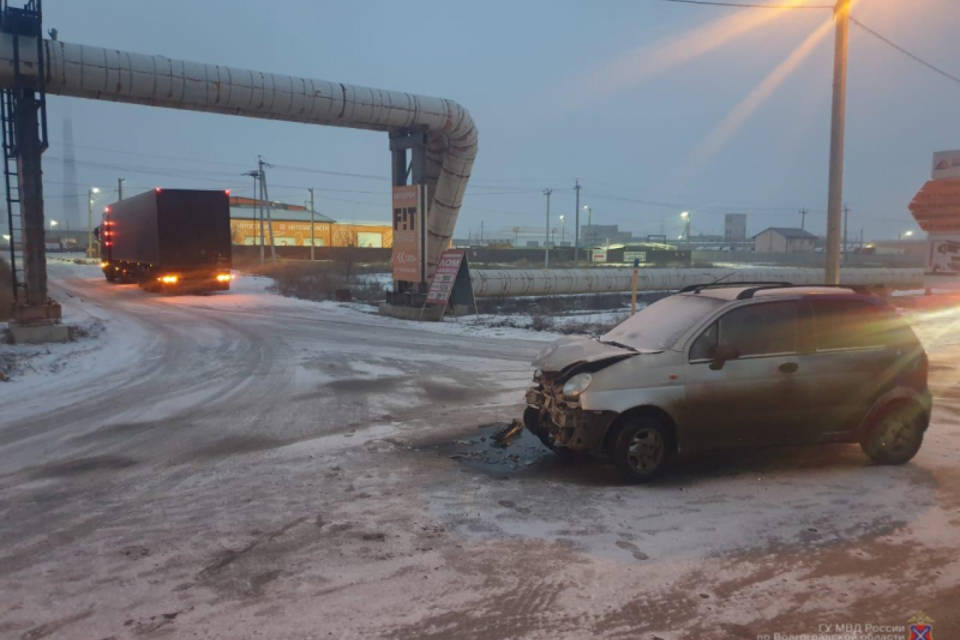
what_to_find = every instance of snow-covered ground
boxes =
[1,260,959,639]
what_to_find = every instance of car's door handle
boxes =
[779,362,799,374]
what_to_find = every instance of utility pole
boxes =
[800,208,808,231]
[842,204,850,265]
[480,219,484,243]
[244,169,262,262]
[117,177,124,200]
[574,178,581,262]
[257,155,276,261]
[308,187,316,261]
[825,0,851,284]
[543,188,553,268]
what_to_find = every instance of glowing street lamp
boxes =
[87,187,101,256]
[49,219,59,229]
[680,211,691,244]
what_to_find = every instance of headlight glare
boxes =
[562,373,592,399]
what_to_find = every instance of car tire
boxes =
[859,402,925,465]
[612,417,670,483]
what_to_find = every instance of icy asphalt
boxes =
[0,260,958,639]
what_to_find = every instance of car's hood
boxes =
[532,336,658,372]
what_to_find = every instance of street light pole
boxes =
[574,179,581,262]
[87,186,100,257]
[308,187,316,261]
[825,0,851,284]
[543,188,553,268]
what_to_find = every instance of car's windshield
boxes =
[601,294,724,350]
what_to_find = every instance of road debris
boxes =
[492,419,524,448]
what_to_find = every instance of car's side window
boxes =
[689,322,718,361]
[810,298,890,351]
[718,301,800,357]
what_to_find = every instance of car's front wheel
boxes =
[612,417,670,482]
[860,402,925,465]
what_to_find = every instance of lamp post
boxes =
[825,0,851,284]
[559,215,565,244]
[681,211,691,247]
[899,230,914,240]
[582,205,592,245]
[87,186,100,256]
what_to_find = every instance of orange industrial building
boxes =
[228,196,392,248]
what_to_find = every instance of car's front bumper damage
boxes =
[524,384,616,452]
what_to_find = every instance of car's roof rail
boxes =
[680,281,793,294]
[735,284,798,299]
[734,283,863,300]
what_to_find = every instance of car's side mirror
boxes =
[709,344,740,370]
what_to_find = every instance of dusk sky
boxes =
[41,0,959,243]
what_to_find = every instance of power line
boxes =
[662,0,960,88]
[662,0,831,9]
[850,17,960,88]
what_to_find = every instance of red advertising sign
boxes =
[391,185,423,283]
[426,249,466,304]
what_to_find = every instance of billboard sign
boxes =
[927,234,960,274]
[591,248,608,263]
[423,248,475,316]
[932,150,960,180]
[391,185,424,283]
[426,249,466,304]
[624,250,647,264]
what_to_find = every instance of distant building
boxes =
[754,227,817,253]
[581,224,632,246]
[228,197,390,248]
[724,213,747,243]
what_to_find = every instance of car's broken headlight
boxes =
[533,369,543,383]
[562,373,592,399]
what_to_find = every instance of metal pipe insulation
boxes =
[470,267,924,298]
[0,34,478,276]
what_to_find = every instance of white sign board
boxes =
[932,150,960,180]
[591,248,607,263]
[624,250,647,264]
[927,233,960,274]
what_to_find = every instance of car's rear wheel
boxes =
[860,402,925,465]
[612,417,670,482]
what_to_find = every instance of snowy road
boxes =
[1,261,959,639]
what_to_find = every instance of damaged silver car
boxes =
[523,283,932,482]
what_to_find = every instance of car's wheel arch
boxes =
[603,405,679,456]
[856,387,930,440]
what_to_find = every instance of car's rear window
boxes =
[809,297,914,350]
[603,294,724,350]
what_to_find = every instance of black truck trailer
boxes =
[99,188,232,293]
